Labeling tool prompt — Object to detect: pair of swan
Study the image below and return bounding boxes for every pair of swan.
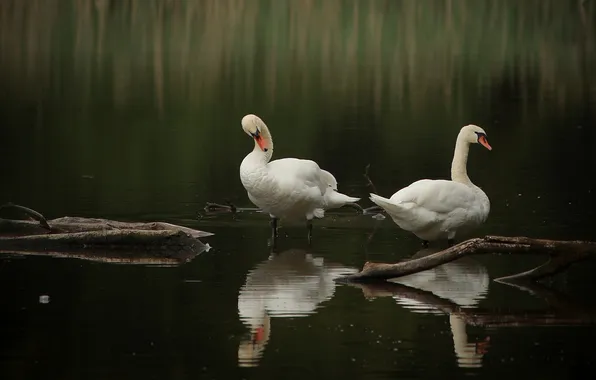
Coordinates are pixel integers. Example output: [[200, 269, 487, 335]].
[[239, 114, 492, 245]]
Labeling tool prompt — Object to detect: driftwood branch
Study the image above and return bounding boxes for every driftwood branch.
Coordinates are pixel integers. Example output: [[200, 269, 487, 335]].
[[1, 202, 51, 230], [0, 204, 213, 263], [202, 201, 372, 216], [2, 230, 210, 265], [337, 235, 596, 283], [0, 216, 213, 238], [363, 163, 378, 195]]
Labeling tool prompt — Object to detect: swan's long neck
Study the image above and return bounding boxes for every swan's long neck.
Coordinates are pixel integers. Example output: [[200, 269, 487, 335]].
[[451, 133, 472, 184]]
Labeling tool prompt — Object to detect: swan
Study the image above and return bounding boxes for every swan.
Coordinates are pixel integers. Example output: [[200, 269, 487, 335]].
[[239, 114, 361, 244], [369, 124, 492, 246]]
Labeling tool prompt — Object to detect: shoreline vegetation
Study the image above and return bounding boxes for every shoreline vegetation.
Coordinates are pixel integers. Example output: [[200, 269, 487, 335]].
[[0, 0, 593, 117]]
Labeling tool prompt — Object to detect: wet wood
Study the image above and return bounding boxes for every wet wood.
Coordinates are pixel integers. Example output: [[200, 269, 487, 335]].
[[4, 243, 207, 266], [0, 204, 213, 259], [338, 235, 596, 283]]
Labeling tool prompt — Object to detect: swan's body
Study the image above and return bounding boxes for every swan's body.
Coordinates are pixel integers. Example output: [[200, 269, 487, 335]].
[[370, 124, 492, 245], [239, 114, 360, 243]]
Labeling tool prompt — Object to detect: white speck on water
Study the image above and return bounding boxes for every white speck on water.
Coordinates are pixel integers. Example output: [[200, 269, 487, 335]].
[[39, 295, 50, 304], [351, 358, 356, 362], [518, 193, 522, 196]]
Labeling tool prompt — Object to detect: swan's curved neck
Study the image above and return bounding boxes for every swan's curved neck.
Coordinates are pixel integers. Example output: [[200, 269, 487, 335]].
[[451, 133, 472, 184]]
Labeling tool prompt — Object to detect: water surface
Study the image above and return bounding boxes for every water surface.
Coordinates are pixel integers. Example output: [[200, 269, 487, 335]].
[[1, 1, 595, 379]]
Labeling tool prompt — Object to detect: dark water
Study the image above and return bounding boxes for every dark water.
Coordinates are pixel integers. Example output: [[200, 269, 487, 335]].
[[1, 0, 596, 379]]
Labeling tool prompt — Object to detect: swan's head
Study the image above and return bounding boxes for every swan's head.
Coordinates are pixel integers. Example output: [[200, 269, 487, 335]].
[[241, 114, 269, 152], [460, 124, 492, 151]]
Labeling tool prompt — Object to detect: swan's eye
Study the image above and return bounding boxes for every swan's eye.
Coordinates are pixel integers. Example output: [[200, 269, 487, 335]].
[[251, 128, 261, 138]]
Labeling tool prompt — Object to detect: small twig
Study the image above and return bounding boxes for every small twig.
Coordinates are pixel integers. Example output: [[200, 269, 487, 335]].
[[363, 164, 378, 195], [204, 202, 235, 213], [0, 203, 51, 231], [224, 199, 237, 213]]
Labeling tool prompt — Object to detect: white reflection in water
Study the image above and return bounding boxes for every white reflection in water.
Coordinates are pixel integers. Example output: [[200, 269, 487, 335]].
[[237, 249, 358, 367], [390, 248, 490, 369]]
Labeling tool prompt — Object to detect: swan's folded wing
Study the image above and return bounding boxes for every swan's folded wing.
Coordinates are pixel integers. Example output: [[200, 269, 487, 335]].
[[390, 179, 478, 214], [267, 158, 327, 195]]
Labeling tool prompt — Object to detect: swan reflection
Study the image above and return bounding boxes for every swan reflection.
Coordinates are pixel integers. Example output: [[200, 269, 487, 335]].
[[391, 248, 490, 368], [237, 249, 357, 367]]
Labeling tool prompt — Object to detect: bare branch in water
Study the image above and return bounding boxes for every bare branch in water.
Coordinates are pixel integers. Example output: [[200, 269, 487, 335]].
[[0, 203, 51, 231], [363, 163, 378, 195], [337, 235, 596, 283]]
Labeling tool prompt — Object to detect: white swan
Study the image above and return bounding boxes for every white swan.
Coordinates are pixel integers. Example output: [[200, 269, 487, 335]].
[[239, 114, 361, 243], [369, 124, 492, 246]]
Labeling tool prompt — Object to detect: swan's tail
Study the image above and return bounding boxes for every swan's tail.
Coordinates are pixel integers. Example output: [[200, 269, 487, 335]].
[[325, 191, 361, 210], [369, 193, 404, 216]]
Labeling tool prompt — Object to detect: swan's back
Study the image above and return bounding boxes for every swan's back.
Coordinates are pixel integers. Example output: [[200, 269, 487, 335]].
[[267, 158, 327, 196], [376, 179, 489, 240], [391, 179, 480, 214]]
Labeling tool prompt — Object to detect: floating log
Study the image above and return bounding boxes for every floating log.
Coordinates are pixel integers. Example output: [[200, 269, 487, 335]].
[[0, 203, 213, 264]]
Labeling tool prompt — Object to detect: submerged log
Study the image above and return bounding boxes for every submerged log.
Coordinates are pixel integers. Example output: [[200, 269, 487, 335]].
[[0, 204, 213, 263], [337, 235, 596, 283]]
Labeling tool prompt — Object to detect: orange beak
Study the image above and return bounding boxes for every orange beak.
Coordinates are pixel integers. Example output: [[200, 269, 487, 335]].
[[478, 135, 492, 151], [255, 136, 268, 152]]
